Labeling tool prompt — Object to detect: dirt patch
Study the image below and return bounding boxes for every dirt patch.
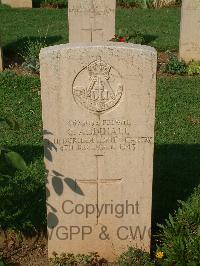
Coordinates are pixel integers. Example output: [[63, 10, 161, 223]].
[[157, 51, 177, 74], [9, 64, 37, 77], [0, 231, 48, 266]]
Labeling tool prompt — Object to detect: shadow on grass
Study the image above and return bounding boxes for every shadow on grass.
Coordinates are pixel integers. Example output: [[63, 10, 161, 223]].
[[0, 143, 200, 238], [32, 0, 44, 8], [152, 144, 200, 234], [143, 34, 158, 45], [2, 35, 63, 65], [32, 0, 68, 8]]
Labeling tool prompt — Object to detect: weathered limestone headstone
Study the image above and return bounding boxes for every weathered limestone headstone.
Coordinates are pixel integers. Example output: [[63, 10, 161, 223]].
[[40, 43, 157, 261], [179, 0, 200, 62], [1, 0, 32, 8], [68, 0, 116, 42]]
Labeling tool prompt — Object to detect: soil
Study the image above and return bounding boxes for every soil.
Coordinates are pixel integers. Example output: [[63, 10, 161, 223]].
[[0, 231, 48, 266]]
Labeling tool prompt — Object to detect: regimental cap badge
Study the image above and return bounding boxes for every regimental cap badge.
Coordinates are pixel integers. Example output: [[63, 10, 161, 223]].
[[73, 57, 123, 113], [87, 57, 111, 80]]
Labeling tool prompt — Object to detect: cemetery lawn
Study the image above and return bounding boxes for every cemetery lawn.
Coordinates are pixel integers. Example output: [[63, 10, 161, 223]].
[[0, 4, 199, 264], [0, 7, 180, 61]]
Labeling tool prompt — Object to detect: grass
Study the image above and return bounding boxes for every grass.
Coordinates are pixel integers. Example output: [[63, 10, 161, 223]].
[[153, 77, 200, 232], [0, 71, 45, 232], [117, 7, 180, 51], [0, 7, 68, 59], [0, 6, 180, 60], [0, 71, 200, 232]]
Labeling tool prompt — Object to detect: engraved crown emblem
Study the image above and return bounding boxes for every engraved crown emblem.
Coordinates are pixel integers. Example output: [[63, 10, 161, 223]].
[[88, 57, 111, 79]]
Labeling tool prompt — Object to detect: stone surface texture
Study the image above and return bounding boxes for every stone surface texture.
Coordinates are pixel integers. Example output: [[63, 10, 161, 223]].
[[68, 0, 116, 42], [1, 0, 32, 8], [40, 43, 157, 261], [179, 0, 200, 62]]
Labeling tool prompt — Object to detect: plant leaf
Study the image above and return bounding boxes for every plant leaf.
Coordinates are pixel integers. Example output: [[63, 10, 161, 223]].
[[0, 259, 5, 266], [5, 151, 27, 170]]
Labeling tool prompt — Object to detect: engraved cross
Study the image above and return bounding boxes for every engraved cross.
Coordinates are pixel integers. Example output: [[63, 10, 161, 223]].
[[81, 0, 103, 42], [76, 154, 123, 224], [81, 25, 103, 42]]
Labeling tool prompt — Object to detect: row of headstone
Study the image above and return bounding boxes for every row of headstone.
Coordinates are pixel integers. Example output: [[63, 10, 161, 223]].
[[40, 0, 157, 261], [0, 1, 198, 260], [1, 0, 32, 8]]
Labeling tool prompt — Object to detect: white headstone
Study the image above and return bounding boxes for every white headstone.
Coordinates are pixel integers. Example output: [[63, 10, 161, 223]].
[[68, 0, 116, 42], [40, 43, 157, 261], [179, 0, 200, 62]]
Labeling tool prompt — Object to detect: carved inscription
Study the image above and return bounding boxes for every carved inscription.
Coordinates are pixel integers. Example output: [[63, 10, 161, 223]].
[[68, 1, 115, 15], [50, 119, 153, 152], [73, 58, 123, 113]]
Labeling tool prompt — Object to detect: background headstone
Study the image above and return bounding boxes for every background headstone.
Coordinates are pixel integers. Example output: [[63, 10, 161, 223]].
[[68, 0, 116, 42], [179, 0, 200, 62], [1, 0, 32, 8], [40, 43, 157, 261]]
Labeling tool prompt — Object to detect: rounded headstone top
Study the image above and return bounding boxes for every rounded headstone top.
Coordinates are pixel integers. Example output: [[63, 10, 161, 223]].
[[39, 42, 157, 59]]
